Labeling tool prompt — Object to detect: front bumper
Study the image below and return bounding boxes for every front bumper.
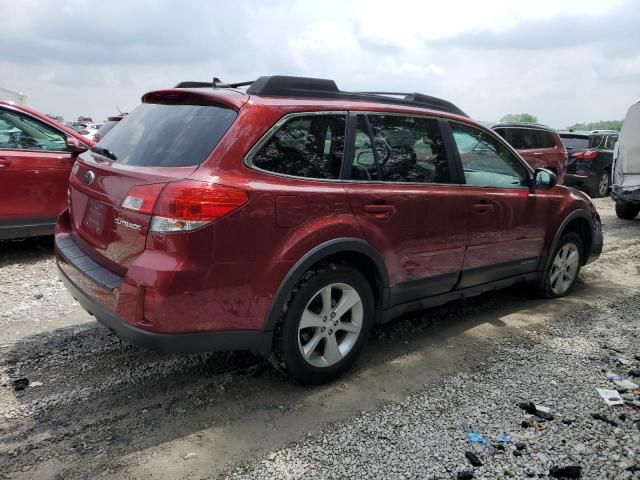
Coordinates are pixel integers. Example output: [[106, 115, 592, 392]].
[[611, 186, 640, 205]]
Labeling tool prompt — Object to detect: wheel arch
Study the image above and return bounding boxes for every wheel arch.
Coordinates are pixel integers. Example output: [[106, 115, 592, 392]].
[[545, 209, 594, 271], [256, 238, 389, 356]]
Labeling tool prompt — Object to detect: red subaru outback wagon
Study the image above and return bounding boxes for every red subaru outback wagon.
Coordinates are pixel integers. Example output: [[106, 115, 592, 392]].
[[55, 76, 602, 383]]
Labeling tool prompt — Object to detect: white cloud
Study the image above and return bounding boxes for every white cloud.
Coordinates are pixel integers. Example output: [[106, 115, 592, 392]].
[[0, 0, 636, 127]]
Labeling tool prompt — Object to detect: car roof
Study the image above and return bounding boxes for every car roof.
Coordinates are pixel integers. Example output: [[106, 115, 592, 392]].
[[0, 100, 93, 146], [142, 75, 470, 121]]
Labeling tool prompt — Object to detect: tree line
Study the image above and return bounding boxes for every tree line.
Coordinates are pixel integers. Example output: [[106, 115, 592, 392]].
[[499, 113, 622, 131]]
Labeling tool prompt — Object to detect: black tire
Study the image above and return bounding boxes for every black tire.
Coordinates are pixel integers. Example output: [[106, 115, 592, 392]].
[[588, 172, 610, 198], [273, 263, 375, 384], [615, 201, 640, 220], [540, 232, 583, 298]]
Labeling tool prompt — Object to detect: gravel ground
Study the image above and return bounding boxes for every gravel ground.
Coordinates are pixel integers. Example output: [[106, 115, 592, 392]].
[[0, 198, 639, 480], [225, 296, 640, 480]]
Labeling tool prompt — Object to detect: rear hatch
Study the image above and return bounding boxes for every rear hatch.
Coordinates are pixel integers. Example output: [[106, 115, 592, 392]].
[[69, 97, 239, 274], [560, 134, 590, 174]]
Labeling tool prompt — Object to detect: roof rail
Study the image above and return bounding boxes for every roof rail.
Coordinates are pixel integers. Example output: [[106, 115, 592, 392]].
[[173, 75, 468, 117]]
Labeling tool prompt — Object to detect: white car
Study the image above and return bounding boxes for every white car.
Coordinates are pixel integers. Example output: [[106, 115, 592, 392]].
[[611, 101, 640, 219], [80, 123, 103, 140]]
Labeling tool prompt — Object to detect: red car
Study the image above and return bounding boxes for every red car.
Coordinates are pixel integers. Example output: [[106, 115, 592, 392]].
[[0, 101, 93, 240], [55, 76, 602, 383], [493, 123, 568, 183]]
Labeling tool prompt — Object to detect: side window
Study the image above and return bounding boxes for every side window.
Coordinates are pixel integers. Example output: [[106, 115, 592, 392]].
[[507, 128, 536, 150], [589, 135, 605, 149], [451, 122, 529, 189], [0, 109, 67, 151], [604, 135, 618, 150], [351, 115, 379, 181], [355, 114, 450, 184], [251, 114, 346, 179], [493, 128, 508, 141], [534, 130, 556, 148]]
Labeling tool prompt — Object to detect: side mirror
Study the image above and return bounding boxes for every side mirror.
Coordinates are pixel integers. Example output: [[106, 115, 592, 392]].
[[66, 136, 88, 153], [534, 168, 557, 189]]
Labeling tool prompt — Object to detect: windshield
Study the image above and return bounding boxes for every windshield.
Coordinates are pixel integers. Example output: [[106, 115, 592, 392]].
[[95, 103, 237, 166]]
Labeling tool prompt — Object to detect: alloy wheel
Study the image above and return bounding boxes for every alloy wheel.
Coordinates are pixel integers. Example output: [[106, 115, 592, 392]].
[[297, 283, 363, 368], [598, 173, 610, 197], [550, 243, 580, 295]]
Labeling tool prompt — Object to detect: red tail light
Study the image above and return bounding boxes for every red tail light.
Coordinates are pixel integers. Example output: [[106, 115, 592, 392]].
[[150, 180, 248, 232], [121, 183, 166, 214], [93, 134, 101, 142], [573, 150, 597, 160], [80, 129, 90, 135]]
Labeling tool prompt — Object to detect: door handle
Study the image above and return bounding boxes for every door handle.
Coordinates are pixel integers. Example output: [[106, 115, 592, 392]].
[[0, 158, 11, 167], [365, 204, 396, 219], [471, 201, 494, 213]]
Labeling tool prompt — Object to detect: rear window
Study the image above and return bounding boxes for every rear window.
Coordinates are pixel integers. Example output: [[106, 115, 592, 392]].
[[560, 135, 589, 151], [95, 120, 118, 138], [507, 128, 536, 150], [96, 103, 237, 167]]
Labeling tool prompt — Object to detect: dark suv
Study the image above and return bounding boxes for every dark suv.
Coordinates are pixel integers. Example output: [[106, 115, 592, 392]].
[[492, 123, 567, 182], [560, 130, 618, 198], [55, 76, 602, 383]]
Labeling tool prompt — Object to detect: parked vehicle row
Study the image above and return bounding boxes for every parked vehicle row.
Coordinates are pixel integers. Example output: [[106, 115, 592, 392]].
[[52, 76, 603, 383]]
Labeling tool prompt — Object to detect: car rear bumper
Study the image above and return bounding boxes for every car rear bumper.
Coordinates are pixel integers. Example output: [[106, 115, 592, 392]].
[[564, 172, 596, 189], [57, 261, 268, 354], [54, 213, 272, 356], [611, 186, 640, 205]]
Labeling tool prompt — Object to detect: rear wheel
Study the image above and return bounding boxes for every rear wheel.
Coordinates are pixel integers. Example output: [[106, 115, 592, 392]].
[[540, 233, 583, 298], [273, 264, 374, 384], [589, 172, 610, 198], [615, 201, 640, 220]]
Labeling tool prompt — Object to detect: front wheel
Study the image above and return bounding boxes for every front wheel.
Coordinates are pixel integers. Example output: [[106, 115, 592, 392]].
[[274, 264, 375, 384], [540, 233, 583, 298], [615, 201, 640, 220]]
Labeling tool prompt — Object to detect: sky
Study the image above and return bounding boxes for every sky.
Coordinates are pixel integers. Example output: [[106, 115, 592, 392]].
[[0, 0, 638, 128]]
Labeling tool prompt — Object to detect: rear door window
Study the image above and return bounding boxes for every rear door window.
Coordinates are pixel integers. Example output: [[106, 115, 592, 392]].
[[533, 130, 556, 148], [96, 103, 237, 167], [507, 128, 536, 150], [251, 114, 346, 179], [353, 114, 451, 184]]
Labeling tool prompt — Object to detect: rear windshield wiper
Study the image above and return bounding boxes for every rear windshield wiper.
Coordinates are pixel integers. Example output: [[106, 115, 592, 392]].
[[91, 146, 118, 161]]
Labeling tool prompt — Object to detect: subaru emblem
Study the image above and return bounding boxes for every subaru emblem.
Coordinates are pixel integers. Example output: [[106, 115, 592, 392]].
[[84, 170, 95, 185]]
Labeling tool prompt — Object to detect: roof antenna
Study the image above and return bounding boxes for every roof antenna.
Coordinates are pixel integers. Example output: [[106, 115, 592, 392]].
[[115, 105, 123, 115]]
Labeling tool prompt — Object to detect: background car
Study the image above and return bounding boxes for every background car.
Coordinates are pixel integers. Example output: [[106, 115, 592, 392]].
[[0, 100, 93, 240], [492, 122, 568, 182], [80, 123, 103, 140], [611, 102, 640, 219], [560, 130, 618, 198], [93, 115, 124, 142]]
